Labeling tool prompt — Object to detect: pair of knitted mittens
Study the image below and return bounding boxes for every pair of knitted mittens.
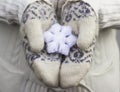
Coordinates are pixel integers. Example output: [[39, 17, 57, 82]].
[[20, 0, 98, 88]]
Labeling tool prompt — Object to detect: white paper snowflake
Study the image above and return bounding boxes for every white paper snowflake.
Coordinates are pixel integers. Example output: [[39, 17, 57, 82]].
[[44, 23, 77, 56]]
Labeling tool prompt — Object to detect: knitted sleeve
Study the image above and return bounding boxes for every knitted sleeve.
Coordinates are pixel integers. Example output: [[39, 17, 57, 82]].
[[84, 0, 120, 29], [0, 0, 37, 24], [99, 0, 120, 29]]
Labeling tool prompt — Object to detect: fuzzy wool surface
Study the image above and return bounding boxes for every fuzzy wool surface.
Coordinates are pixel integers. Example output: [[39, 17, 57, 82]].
[[44, 23, 77, 56]]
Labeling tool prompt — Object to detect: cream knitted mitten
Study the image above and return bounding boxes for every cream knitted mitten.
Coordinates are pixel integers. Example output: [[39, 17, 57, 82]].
[[23, 36, 62, 87], [21, 1, 57, 52], [60, 40, 96, 88], [60, 1, 98, 88], [21, 1, 61, 87]]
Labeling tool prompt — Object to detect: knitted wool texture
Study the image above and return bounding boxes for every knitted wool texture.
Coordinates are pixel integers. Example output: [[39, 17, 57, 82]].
[[0, 0, 37, 24]]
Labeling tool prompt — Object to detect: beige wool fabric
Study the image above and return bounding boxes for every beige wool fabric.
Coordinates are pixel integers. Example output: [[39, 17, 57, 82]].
[[0, 0, 120, 92], [0, 0, 37, 24]]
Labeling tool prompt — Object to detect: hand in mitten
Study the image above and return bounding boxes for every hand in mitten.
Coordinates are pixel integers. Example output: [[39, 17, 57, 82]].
[[21, 1, 61, 87], [20, 1, 57, 52], [61, 1, 98, 50], [60, 1, 98, 88]]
